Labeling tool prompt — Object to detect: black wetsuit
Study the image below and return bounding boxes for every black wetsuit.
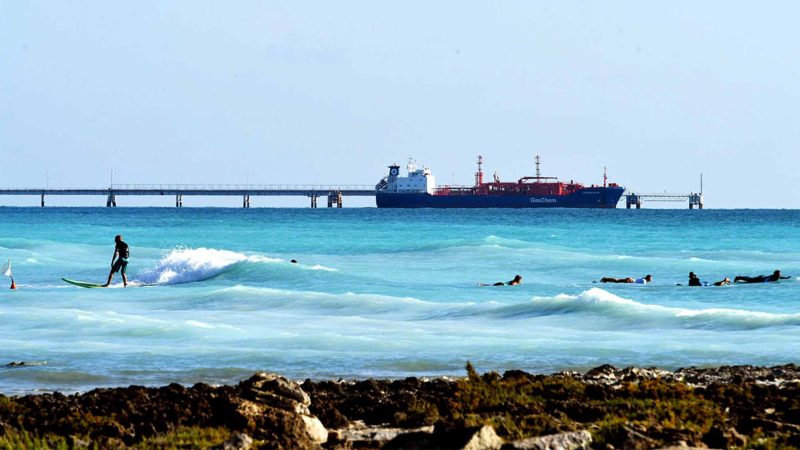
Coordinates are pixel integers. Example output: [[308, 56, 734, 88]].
[[111, 241, 129, 274], [735, 273, 779, 283], [688, 276, 702, 287]]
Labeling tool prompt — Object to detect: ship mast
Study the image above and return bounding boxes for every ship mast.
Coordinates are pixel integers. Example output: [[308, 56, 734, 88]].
[[603, 166, 607, 188], [475, 155, 484, 186], [535, 155, 541, 182]]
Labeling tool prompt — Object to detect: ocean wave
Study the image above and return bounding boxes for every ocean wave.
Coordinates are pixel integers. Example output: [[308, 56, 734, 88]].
[[492, 288, 800, 330], [135, 248, 282, 285], [211, 285, 445, 315]]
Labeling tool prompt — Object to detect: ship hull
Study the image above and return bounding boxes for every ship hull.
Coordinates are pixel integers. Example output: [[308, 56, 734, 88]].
[[376, 187, 625, 208]]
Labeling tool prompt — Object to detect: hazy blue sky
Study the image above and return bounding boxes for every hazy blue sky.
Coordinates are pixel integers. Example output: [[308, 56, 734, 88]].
[[2, 2, 799, 207]]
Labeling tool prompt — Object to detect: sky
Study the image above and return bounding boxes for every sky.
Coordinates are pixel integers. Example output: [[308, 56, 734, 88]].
[[1, 1, 799, 208]]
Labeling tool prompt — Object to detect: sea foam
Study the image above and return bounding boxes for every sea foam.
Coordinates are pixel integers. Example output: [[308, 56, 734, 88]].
[[507, 288, 800, 330], [136, 248, 281, 285]]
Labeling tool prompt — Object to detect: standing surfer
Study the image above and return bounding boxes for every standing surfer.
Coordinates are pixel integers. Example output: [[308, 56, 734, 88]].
[[103, 235, 129, 287]]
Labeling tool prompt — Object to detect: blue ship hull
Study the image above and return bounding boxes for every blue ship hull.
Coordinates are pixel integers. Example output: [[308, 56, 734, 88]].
[[376, 186, 625, 208]]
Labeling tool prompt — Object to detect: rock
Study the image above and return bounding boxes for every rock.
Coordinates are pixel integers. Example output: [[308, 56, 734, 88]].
[[383, 431, 436, 449], [211, 432, 253, 450], [653, 447, 714, 450], [505, 430, 592, 450], [231, 373, 328, 447], [301, 414, 328, 444], [584, 365, 620, 384], [462, 425, 503, 450], [703, 425, 746, 448], [384, 425, 502, 450], [617, 367, 671, 382], [239, 372, 311, 414], [332, 422, 434, 444], [604, 424, 657, 450]]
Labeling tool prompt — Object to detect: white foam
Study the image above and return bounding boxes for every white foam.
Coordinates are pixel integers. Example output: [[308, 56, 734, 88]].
[[136, 248, 276, 285], [186, 320, 214, 329], [306, 264, 337, 272], [525, 288, 800, 330]]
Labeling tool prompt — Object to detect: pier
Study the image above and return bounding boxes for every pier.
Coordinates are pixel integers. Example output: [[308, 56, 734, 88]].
[[624, 192, 704, 209], [0, 184, 374, 208]]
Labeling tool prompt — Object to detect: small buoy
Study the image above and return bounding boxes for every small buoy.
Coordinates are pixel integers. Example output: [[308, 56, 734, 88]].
[[10, 278, 16, 290]]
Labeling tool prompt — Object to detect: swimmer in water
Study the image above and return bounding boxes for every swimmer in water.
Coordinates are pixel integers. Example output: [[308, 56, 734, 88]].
[[599, 275, 652, 284], [480, 275, 522, 286]]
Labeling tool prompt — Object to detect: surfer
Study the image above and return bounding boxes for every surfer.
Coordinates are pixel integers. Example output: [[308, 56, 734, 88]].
[[599, 275, 652, 284], [734, 270, 789, 284], [480, 275, 522, 286], [713, 277, 731, 286], [688, 272, 702, 287], [103, 235, 129, 287]]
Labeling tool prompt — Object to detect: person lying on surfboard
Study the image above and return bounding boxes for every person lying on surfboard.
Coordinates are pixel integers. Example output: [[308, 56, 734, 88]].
[[599, 274, 652, 284], [734, 270, 790, 284], [479, 275, 522, 286], [103, 235, 129, 287]]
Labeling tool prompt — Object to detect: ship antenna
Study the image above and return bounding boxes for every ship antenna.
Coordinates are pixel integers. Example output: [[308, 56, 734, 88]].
[[603, 166, 607, 188], [475, 155, 484, 186], [700, 172, 703, 195], [535, 155, 541, 181]]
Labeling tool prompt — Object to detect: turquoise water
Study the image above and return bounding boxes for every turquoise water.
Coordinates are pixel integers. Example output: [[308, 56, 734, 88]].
[[0, 208, 798, 394]]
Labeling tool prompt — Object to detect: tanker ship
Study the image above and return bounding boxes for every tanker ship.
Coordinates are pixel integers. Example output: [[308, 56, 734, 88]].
[[375, 156, 625, 208]]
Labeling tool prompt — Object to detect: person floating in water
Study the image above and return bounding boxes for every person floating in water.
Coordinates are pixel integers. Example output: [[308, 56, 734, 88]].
[[713, 277, 731, 286], [599, 275, 652, 284], [103, 235, 129, 287], [480, 275, 522, 286], [688, 272, 702, 287], [734, 270, 789, 284]]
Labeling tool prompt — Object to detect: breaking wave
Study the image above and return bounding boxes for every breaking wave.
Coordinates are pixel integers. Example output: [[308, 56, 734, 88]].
[[490, 288, 800, 330], [135, 248, 282, 285]]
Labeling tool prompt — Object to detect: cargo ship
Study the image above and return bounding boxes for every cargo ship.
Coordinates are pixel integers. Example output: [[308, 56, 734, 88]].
[[375, 156, 625, 208]]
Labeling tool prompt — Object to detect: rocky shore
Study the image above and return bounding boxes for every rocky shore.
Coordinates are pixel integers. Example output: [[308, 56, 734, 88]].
[[1, 363, 799, 449]]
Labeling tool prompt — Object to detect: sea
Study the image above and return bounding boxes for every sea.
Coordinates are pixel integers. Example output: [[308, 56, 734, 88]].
[[0, 207, 798, 394]]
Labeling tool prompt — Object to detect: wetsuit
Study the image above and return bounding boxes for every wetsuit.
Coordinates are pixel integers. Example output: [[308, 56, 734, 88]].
[[111, 241, 129, 275], [688, 276, 702, 287], [734, 273, 783, 283]]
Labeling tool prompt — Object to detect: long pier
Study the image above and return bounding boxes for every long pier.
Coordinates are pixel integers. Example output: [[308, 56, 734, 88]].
[[0, 184, 375, 208], [0, 184, 704, 208]]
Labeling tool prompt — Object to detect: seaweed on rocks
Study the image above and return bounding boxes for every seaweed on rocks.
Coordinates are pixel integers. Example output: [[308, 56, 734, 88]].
[[1, 364, 800, 449]]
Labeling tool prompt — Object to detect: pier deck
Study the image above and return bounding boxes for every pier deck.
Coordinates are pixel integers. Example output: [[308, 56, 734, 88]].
[[0, 184, 375, 207]]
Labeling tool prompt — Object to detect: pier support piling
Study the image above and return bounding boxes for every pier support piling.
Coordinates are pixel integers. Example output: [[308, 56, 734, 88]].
[[311, 195, 318, 208], [176, 194, 183, 208], [625, 194, 641, 209], [40, 193, 45, 207], [106, 193, 117, 207], [327, 191, 343, 208], [243, 195, 250, 208], [689, 193, 703, 209]]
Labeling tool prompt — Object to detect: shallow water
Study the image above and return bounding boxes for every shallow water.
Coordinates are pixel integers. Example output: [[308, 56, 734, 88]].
[[0, 208, 798, 393]]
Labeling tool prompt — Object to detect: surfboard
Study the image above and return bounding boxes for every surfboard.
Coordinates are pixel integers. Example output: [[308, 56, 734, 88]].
[[62, 278, 105, 288]]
